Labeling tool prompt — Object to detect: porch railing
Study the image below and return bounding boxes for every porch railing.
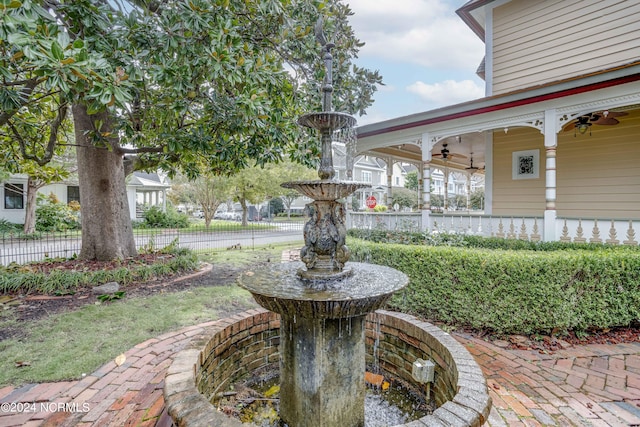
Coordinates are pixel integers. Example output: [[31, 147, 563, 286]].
[[348, 211, 640, 246]]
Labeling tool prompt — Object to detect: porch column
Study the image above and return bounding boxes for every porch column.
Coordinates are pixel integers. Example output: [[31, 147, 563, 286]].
[[466, 173, 472, 210], [421, 133, 432, 231], [385, 157, 393, 208], [443, 169, 449, 211], [543, 108, 558, 242], [418, 162, 424, 211], [345, 139, 355, 213]]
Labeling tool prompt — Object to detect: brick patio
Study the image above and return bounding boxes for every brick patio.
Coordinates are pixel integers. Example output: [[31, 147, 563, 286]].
[[1, 319, 639, 426]]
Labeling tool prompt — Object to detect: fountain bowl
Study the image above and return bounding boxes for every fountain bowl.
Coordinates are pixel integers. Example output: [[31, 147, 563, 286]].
[[297, 111, 357, 130], [281, 179, 370, 201]]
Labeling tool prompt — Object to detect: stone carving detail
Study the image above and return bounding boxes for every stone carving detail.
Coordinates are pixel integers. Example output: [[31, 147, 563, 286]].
[[300, 201, 349, 271]]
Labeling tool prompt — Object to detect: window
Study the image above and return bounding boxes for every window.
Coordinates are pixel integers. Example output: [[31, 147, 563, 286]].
[[361, 171, 372, 183], [67, 186, 80, 204], [395, 176, 400, 186], [4, 183, 24, 209]]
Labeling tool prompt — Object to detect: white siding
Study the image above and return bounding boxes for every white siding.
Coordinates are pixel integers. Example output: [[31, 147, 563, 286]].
[[492, 0, 640, 95]]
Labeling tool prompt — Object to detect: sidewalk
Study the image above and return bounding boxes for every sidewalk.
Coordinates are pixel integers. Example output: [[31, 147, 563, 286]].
[[1, 319, 639, 426]]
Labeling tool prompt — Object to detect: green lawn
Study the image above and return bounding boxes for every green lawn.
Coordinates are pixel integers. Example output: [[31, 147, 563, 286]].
[[0, 243, 301, 386]]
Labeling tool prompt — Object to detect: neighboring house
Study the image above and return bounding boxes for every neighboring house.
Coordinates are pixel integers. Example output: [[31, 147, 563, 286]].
[[0, 172, 169, 224], [126, 172, 170, 219], [355, 0, 640, 243]]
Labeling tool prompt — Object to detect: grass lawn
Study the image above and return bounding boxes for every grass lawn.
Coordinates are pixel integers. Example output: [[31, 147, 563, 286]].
[[0, 242, 302, 387]]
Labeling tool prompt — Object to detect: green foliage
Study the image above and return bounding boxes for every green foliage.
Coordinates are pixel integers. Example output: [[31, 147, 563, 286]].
[[141, 206, 189, 228], [404, 170, 419, 191], [0, 219, 22, 233], [35, 194, 80, 232], [0, 249, 199, 295], [373, 205, 387, 212], [268, 197, 285, 216], [469, 190, 485, 210], [392, 187, 419, 210], [349, 238, 640, 335], [97, 291, 126, 302], [348, 229, 638, 252]]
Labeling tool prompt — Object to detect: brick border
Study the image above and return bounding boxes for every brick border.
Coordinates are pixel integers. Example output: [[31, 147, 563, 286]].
[[164, 308, 491, 426]]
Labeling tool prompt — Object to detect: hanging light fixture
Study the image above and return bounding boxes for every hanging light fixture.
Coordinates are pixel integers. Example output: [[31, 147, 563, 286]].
[[574, 116, 592, 136]]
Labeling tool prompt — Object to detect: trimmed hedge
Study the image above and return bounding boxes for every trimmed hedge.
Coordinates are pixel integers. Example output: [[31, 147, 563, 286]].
[[349, 238, 640, 335]]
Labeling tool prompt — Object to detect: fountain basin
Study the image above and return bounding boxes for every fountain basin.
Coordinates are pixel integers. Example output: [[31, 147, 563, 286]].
[[238, 262, 406, 319], [164, 309, 492, 426], [281, 180, 370, 201], [298, 111, 357, 130]]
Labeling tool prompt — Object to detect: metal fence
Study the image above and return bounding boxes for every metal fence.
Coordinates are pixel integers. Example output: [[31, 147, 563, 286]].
[[0, 220, 305, 266]]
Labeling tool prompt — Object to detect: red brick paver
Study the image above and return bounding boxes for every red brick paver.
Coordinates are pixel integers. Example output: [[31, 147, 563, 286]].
[[1, 325, 639, 426]]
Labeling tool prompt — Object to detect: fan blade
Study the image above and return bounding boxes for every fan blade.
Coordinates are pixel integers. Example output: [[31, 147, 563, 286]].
[[603, 111, 628, 118], [592, 117, 619, 125]]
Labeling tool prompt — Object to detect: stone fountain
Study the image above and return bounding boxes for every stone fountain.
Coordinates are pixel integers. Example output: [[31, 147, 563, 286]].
[[163, 18, 492, 427], [237, 23, 408, 427]]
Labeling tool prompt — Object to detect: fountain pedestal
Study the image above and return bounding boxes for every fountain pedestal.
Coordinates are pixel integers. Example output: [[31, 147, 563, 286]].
[[239, 262, 407, 427], [279, 314, 365, 426]]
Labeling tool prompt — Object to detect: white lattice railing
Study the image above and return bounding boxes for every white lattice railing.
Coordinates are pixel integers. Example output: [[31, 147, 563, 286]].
[[347, 212, 640, 246]]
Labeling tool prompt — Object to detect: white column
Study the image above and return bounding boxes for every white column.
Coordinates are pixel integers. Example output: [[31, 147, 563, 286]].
[[484, 132, 493, 215], [544, 108, 558, 242], [421, 133, 432, 231], [466, 173, 472, 210], [443, 169, 449, 211], [386, 158, 393, 209]]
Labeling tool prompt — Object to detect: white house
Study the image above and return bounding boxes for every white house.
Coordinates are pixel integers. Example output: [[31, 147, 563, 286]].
[[1, 171, 169, 224]]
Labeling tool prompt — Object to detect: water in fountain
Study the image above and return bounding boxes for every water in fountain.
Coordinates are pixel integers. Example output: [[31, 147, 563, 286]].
[[238, 18, 409, 427]]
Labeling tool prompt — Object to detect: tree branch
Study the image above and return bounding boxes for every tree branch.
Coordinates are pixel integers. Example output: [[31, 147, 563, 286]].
[[0, 78, 42, 127]]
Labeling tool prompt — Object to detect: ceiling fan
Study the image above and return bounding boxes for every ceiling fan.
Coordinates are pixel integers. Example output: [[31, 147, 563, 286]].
[[465, 153, 479, 173], [564, 110, 628, 135], [433, 143, 467, 160]]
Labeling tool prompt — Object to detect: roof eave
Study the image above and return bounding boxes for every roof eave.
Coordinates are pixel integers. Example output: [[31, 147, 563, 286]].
[[357, 62, 640, 139]]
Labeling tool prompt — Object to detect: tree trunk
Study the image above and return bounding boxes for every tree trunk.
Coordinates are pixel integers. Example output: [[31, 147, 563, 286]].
[[72, 103, 137, 261], [240, 199, 248, 226], [23, 177, 37, 234]]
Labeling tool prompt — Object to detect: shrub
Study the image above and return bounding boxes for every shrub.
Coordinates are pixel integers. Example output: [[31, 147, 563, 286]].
[[349, 238, 640, 336], [0, 248, 199, 295], [35, 194, 80, 232], [141, 206, 189, 228]]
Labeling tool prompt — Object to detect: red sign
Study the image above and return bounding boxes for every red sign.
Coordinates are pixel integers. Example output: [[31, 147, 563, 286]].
[[366, 196, 377, 209]]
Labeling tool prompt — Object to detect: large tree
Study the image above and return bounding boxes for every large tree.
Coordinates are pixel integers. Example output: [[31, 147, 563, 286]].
[[1, 0, 381, 260]]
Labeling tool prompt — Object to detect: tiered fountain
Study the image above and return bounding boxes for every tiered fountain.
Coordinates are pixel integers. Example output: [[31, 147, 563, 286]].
[[163, 19, 492, 427], [237, 24, 408, 427]]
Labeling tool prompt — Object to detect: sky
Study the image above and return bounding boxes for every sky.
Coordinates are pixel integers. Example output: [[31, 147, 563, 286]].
[[345, 0, 487, 126]]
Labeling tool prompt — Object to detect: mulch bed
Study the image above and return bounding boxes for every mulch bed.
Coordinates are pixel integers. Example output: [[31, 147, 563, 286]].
[[0, 253, 255, 340]]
